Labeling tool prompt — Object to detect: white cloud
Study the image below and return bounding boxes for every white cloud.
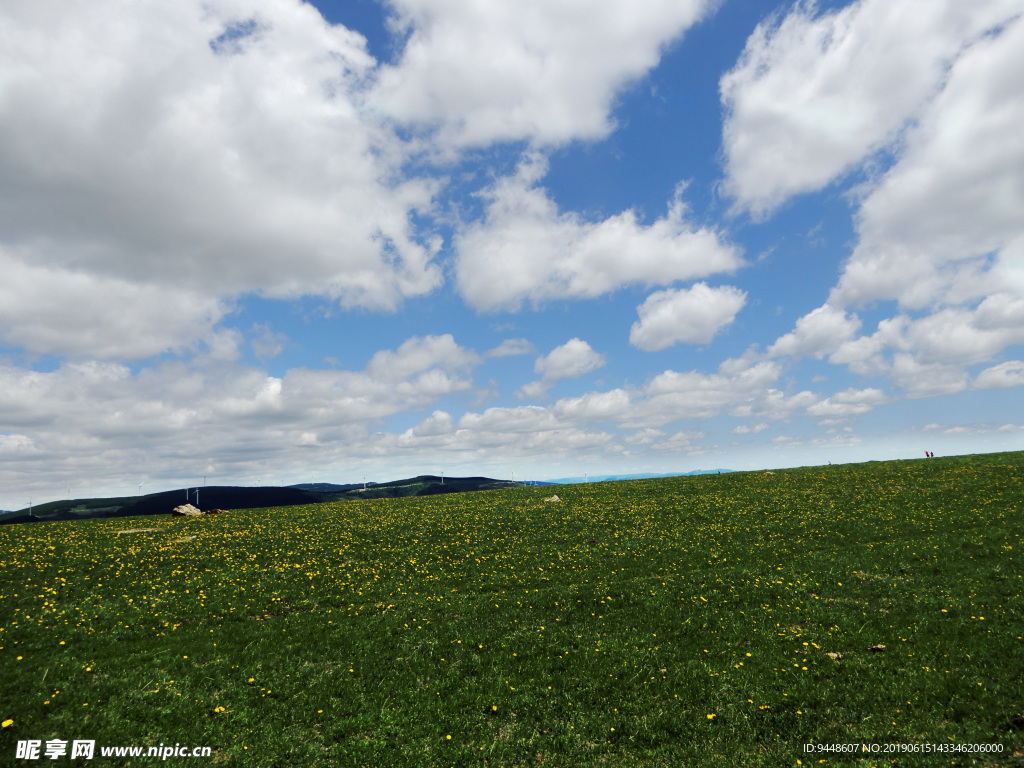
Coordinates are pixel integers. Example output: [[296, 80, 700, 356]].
[[518, 338, 607, 399], [455, 156, 742, 311], [534, 338, 606, 381], [485, 339, 534, 358], [631, 358, 786, 426], [0, 246, 231, 359], [890, 354, 970, 397], [0, 334, 487, 502], [250, 324, 288, 362], [732, 423, 769, 435], [629, 283, 746, 351], [793, 299, 1024, 385], [974, 361, 1024, 389], [365, 334, 480, 382], [411, 410, 455, 436], [729, 388, 820, 421], [768, 304, 861, 359], [806, 387, 888, 420], [720, 0, 1020, 217], [370, 0, 715, 150], [830, 11, 1024, 312], [649, 430, 706, 452], [0, 0, 443, 363], [554, 390, 632, 423], [623, 428, 665, 445], [760, 6, 1024, 394]]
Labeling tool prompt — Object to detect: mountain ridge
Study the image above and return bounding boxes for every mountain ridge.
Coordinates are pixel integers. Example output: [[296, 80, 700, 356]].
[[0, 475, 519, 525]]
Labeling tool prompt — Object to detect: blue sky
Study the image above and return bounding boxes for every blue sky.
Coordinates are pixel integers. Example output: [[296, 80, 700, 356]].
[[1, 0, 1023, 509]]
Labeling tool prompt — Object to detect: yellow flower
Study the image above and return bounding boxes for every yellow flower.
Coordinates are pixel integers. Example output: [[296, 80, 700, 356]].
[[2, 719, 13, 728], [706, 714, 715, 720]]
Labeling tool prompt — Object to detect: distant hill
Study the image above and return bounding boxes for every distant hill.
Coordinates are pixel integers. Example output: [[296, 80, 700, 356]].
[[0, 475, 522, 526], [545, 470, 734, 484]]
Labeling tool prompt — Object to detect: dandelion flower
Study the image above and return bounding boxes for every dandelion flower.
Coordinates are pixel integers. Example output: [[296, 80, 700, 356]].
[[707, 714, 715, 720], [2, 719, 13, 728]]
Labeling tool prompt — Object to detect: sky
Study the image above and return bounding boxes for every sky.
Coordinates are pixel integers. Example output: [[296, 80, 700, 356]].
[[2, 0, 1023, 510]]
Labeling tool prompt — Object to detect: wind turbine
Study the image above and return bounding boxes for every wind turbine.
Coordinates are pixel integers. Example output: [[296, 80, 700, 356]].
[[138, 481, 145, 496]]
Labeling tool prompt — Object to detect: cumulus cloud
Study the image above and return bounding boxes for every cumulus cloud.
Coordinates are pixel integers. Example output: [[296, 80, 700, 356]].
[[0, 0, 442, 360], [455, 155, 742, 311], [759, 6, 1024, 395], [250, 324, 288, 362], [732, 423, 769, 435], [790, 295, 1024, 385], [889, 354, 970, 398], [829, 15, 1024, 311], [0, 246, 231, 359], [974, 361, 1024, 389], [485, 339, 534, 358], [805, 387, 888, 420], [767, 304, 861, 359], [720, 0, 1020, 217], [0, 334, 485, 500], [365, 334, 480, 382], [471, 353, 810, 438], [630, 358, 788, 426], [535, 338, 606, 380], [629, 283, 746, 351], [370, 0, 715, 150], [518, 338, 606, 399], [411, 410, 455, 437], [553, 389, 632, 423]]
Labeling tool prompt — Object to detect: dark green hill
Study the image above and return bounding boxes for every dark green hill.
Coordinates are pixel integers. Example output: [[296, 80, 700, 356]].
[[0, 476, 520, 525]]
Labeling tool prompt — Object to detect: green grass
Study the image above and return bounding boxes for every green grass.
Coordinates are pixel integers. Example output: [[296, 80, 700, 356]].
[[2, 452, 1023, 767]]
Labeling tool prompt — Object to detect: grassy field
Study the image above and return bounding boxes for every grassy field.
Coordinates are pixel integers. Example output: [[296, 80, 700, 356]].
[[1, 452, 1022, 767]]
